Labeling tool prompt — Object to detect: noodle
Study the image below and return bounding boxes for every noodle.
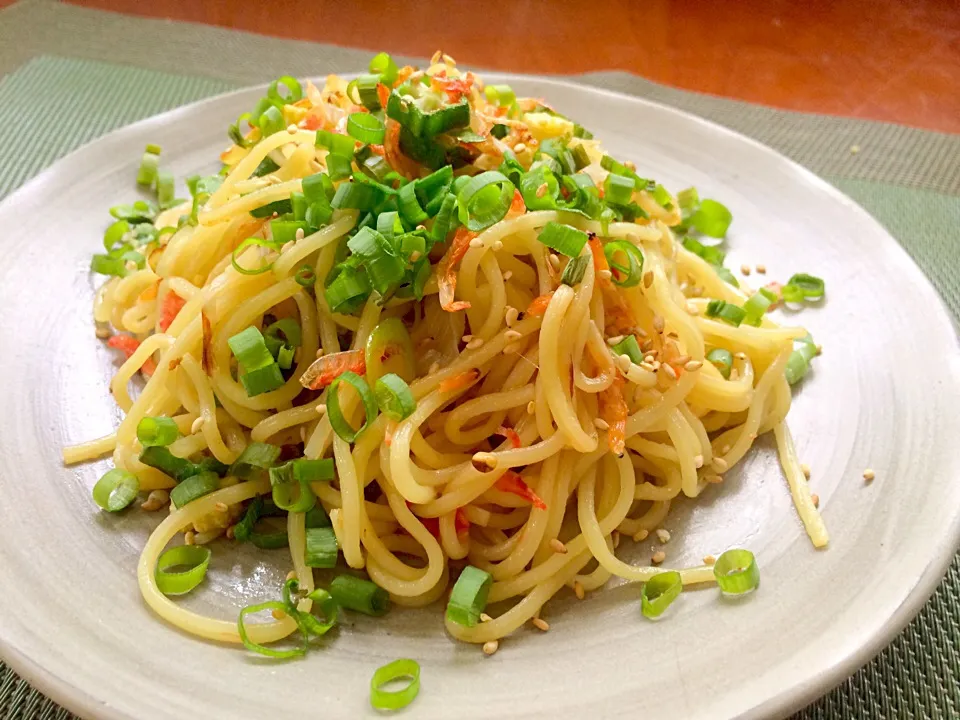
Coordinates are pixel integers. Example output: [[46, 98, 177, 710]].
[[66, 53, 827, 652]]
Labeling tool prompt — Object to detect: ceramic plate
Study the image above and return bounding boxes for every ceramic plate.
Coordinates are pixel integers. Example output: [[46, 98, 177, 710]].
[[1, 74, 958, 720]]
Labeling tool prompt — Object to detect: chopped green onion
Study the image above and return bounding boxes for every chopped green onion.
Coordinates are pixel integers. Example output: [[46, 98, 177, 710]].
[[297, 586, 339, 637], [306, 503, 332, 528], [270, 219, 307, 246], [102, 219, 130, 251], [295, 264, 316, 287], [136, 416, 180, 447], [110, 199, 157, 223], [293, 458, 335, 483], [136, 146, 160, 186], [705, 300, 747, 327], [139, 446, 193, 481], [611, 335, 643, 364], [456, 171, 515, 232], [743, 288, 777, 327], [277, 345, 295, 370], [305, 527, 339, 568], [238, 601, 307, 659], [326, 153, 353, 181], [682, 236, 726, 266], [518, 165, 559, 211], [677, 186, 700, 213], [690, 199, 733, 238], [90, 253, 128, 277], [604, 173, 636, 205], [387, 91, 470, 137], [155, 545, 211, 595], [538, 221, 588, 257], [231, 237, 277, 276], [316, 129, 357, 157], [398, 181, 428, 225], [325, 265, 372, 314], [603, 240, 644, 287], [651, 183, 673, 209], [365, 317, 416, 383], [782, 273, 825, 302], [156, 171, 175, 206], [170, 471, 220, 508], [229, 326, 285, 396], [257, 105, 285, 137], [374, 373, 416, 421], [706, 348, 734, 379], [370, 658, 421, 712], [713, 264, 740, 288], [265, 318, 302, 349], [641, 570, 682, 619], [446, 565, 492, 627], [352, 74, 383, 111], [416, 165, 453, 210], [269, 461, 316, 513], [329, 574, 390, 616], [429, 192, 459, 243], [713, 548, 760, 595], [573, 123, 594, 139], [571, 144, 591, 171], [600, 155, 645, 186], [92, 469, 139, 512], [229, 442, 280, 479], [267, 75, 302, 105], [331, 181, 383, 211], [785, 334, 818, 385], [484, 84, 516, 107], [369, 52, 399, 86], [327, 371, 378, 443], [560, 254, 590, 286], [347, 112, 386, 144]]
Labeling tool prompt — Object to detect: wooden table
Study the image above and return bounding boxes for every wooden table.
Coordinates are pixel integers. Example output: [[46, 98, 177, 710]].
[[55, 0, 960, 134]]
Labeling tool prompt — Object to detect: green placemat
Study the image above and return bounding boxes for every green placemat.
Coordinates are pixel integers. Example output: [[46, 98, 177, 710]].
[[0, 2, 957, 718]]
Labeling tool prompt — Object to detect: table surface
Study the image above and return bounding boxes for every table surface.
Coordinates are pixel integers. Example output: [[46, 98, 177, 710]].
[[27, 0, 954, 135]]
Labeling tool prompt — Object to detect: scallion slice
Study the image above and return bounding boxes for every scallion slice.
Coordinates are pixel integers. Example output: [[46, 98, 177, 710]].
[[370, 659, 421, 712], [136, 146, 160, 187], [136, 416, 180, 447], [782, 273, 825, 302], [611, 335, 643, 364], [327, 371, 378, 443], [445, 565, 492, 627], [743, 288, 777, 326], [228, 442, 280, 479], [538, 221, 588, 257], [603, 240, 644, 287], [329, 574, 390, 616], [92, 469, 139, 512], [484, 84, 516, 107], [139, 446, 193, 481], [269, 461, 316, 513], [398, 181, 428, 225], [316, 129, 357, 157], [604, 173, 636, 205], [267, 75, 303, 105], [231, 237, 277, 276], [292, 457, 335, 484], [239, 362, 284, 397], [102, 219, 130, 251], [331, 181, 383, 211], [295, 264, 316, 288], [456, 171, 515, 232], [238, 601, 307, 659], [560, 254, 590, 286], [641, 570, 682, 619], [369, 52, 399, 86], [690, 199, 733, 238], [713, 548, 760, 595], [155, 545, 211, 595], [785, 334, 818, 385], [374, 373, 416, 421], [347, 112, 386, 144], [170, 471, 220, 508], [706, 348, 734, 379], [305, 526, 339, 568], [705, 300, 747, 327]]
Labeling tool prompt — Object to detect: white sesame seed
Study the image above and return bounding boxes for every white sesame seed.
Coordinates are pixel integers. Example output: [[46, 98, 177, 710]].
[[472, 452, 498, 471], [606, 335, 625, 346], [550, 538, 568, 554], [694, 454, 704, 468], [286, 570, 297, 581], [140, 489, 170, 512], [686, 302, 700, 315], [624, 160, 636, 171], [652, 315, 665, 333], [493, 240, 504, 251], [505, 306, 519, 326], [428, 361, 440, 375], [315, 349, 325, 359], [272, 608, 287, 620], [295, 228, 305, 242], [722, 445, 731, 454], [863, 468, 876, 482], [740, 264, 751, 275], [315, 403, 327, 415], [801, 463, 811, 479], [409, 251, 421, 262], [483, 640, 499, 655], [504, 330, 522, 341], [684, 360, 703, 371], [651, 550, 666, 564], [95, 326, 111, 339], [462, 334, 474, 343], [442, 53, 457, 65], [756, 264, 767, 274], [594, 417, 609, 430], [706, 474, 724, 484], [713, 457, 729, 472], [598, 269, 613, 281], [513, 143, 527, 154], [548, 253, 561, 271], [190, 416, 205, 435], [573, 581, 585, 600], [503, 270, 513, 280], [526, 400, 536, 415], [656, 529, 671, 544], [632, 529, 649, 542], [612, 531, 620, 548], [480, 613, 493, 622], [662, 363, 678, 380], [184, 531, 196, 545], [532, 617, 550, 631], [643, 271, 654, 288], [430, 50, 442, 64], [466, 337, 485, 350], [616, 354, 632, 372], [214, 501, 229, 513], [639, 362, 656, 373], [850, 144, 860, 154], [469, 238, 483, 249], [286, 124, 298, 134], [703, 554, 716, 565], [811, 494, 820, 508], [124, 260, 137, 272]]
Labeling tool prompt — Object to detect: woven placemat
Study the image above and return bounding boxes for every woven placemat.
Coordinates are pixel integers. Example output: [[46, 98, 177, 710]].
[[0, 2, 957, 718]]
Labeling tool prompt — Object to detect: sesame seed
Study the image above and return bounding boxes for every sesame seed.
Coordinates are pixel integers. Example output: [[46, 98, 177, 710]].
[[503, 330, 523, 342], [462, 334, 474, 343], [594, 417, 610, 430], [756, 264, 767, 274], [295, 227, 305, 242], [684, 360, 703, 371], [643, 271, 654, 288], [315, 349, 325, 359], [643, 354, 656, 364], [225, 525, 235, 539], [735, 352, 747, 360], [505, 306, 519, 326], [536, 183, 548, 198], [616, 354, 632, 372], [606, 335, 625, 346], [286, 124, 299, 135], [850, 144, 860, 154], [573, 581, 585, 600], [409, 251, 421, 262], [656, 529, 671, 544], [863, 468, 875, 482], [480, 613, 493, 622], [532, 617, 550, 631], [430, 50, 442, 64], [811, 494, 820, 508], [190, 416, 205, 434], [706, 474, 724, 484], [483, 640, 499, 655], [548, 253, 561, 271], [598, 269, 613, 281], [624, 160, 636, 171], [526, 400, 536, 414], [466, 338, 485, 350], [493, 240, 504, 251], [801, 463, 811, 479], [713, 457, 729, 472], [632, 529, 649, 542], [686, 303, 700, 315], [740, 264, 751, 275], [722, 445, 731, 454], [652, 315, 665, 333], [214, 502, 228, 513], [272, 608, 287, 620], [694, 454, 704, 468], [662, 363, 678, 380], [184, 531, 196, 545], [550, 538, 568, 554], [472, 452, 498, 471], [503, 270, 513, 280], [469, 238, 483, 249], [639, 362, 656, 373], [651, 550, 666, 564], [95, 326, 111, 339], [513, 143, 527, 154], [703, 554, 716, 565]]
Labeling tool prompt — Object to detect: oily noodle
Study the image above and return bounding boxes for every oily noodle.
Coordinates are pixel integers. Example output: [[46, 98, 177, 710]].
[[65, 129, 827, 646]]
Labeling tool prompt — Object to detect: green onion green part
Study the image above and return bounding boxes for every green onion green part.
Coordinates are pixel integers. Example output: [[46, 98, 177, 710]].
[[329, 574, 390, 616], [706, 348, 734, 379], [641, 570, 682, 619], [713, 548, 760, 595], [92, 469, 140, 512], [370, 658, 421, 712], [445, 565, 492, 627], [560, 254, 590, 286], [705, 300, 747, 327], [538, 221, 589, 257], [611, 335, 644, 365], [374, 373, 416, 421], [305, 526, 340, 568], [603, 240, 644, 287], [327, 371, 378, 443], [136, 416, 180, 447], [155, 545, 212, 596], [170, 471, 220, 508], [690, 199, 733, 238]]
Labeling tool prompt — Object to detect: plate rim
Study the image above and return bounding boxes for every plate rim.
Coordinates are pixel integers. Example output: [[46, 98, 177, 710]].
[[0, 70, 958, 720]]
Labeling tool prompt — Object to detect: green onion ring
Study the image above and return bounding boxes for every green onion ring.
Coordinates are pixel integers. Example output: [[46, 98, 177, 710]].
[[295, 264, 316, 287], [603, 240, 644, 287], [327, 371, 378, 443], [92, 469, 140, 512], [456, 171, 515, 232], [155, 545, 212, 596], [237, 601, 307, 659], [640, 570, 682, 618], [713, 549, 760, 595], [370, 658, 421, 711], [231, 237, 279, 276]]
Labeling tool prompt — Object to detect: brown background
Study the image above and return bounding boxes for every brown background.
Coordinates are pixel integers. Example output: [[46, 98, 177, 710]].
[[3, 0, 957, 131]]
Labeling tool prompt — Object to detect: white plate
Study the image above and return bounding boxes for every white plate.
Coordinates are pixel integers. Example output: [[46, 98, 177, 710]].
[[0, 74, 958, 720]]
